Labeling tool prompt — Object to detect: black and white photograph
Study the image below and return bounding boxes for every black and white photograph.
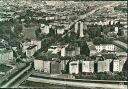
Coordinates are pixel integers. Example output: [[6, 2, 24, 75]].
[[0, 0, 127, 89]]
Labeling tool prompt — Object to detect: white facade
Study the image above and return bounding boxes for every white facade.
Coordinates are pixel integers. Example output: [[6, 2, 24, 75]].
[[46, 17, 54, 21], [75, 22, 78, 33], [34, 60, 44, 71], [95, 44, 115, 52], [57, 29, 64, 34], [43, 61, 51, 73], [61, 47, 66, 57], [79, 21, 84, 37], [114, 27, 118, 33], [82, 61, 94, 73], [69, 61, 79, 74], [113, 59, 126, 72], [98, 59, 111, 72]]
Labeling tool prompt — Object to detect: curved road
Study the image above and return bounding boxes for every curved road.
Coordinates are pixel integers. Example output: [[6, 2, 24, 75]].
[[27, 76, 127, 89]]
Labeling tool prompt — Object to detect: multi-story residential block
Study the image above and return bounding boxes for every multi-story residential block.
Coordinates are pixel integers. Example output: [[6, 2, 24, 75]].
[[69, 61, 79, 74], [79, 21, 84, 37], [97, 59, 111, 72], [0, 49, 13, 64], [43, 60, 51, 73], [50, 61, 61, 74], [82, 61, 94, 73], [74, 21, 84, 37], [74, 22, 79, 33], [34, 59, 44, 72], [113, 58, 126, 72], [34, 60, 61, 74]]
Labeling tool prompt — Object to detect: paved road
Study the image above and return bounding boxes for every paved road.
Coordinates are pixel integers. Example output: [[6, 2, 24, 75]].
[[1, 64, 32, 88], [10, 70, 33, 88], [27, 77, 127, 89]]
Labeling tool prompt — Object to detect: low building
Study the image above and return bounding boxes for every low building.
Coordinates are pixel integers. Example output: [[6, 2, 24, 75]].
[[46, 17, 55, 21], [95, 44, 115, 53], [65, 45, 80, 57], [69, 61, 79, 74], [57, 29, 64, 35], [82, 61, 94, 73]]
